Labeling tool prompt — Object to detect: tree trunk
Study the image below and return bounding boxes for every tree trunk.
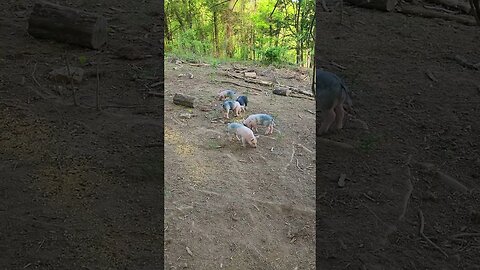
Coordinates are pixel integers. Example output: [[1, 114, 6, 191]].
[[27, 1, 107, 49], [346, 0, 399, 12], [213, 10, 219, 57], [295, 1, 302, 65]]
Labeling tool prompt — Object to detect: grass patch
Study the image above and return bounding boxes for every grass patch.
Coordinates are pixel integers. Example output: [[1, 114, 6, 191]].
[[207, 139, 222, 150]]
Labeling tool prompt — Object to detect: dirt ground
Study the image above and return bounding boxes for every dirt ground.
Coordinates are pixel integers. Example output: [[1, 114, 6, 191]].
[[316, 2, 480, 270], [0, 0, 164, 268], [163, 61, 316, 269]]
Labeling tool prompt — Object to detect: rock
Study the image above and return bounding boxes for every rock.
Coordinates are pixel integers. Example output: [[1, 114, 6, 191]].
[[338, 173, 347, 187], [48, 67, 84, 83]]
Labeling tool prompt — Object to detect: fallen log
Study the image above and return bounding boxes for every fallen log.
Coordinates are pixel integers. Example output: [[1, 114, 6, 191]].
[[397, 5, 477, 26], [273, 87, 292, 96], [27, 1, 107, 49], [426, 0, 471, 14], [276, 85, 315, 97], [222, 72, 273, 86], [173, 93, 195, 108], [346, 0, 399, 12], [215, 79, 264, 92]]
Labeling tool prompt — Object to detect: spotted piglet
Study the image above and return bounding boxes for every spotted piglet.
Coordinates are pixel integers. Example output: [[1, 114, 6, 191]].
[[236, 96, 248, 112], [222, 100, 242, 119], [316, 69, 353, 135], [217, 89, 236, 101], [242, 114, 275, 135], [226, 122, 243, 142]]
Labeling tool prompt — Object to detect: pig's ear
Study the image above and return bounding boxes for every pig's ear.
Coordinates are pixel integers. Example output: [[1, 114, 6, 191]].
[[255, 135, 260, 139]]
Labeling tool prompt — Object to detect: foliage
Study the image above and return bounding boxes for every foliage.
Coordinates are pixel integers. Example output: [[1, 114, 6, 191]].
[[165, 0, 315, 67]]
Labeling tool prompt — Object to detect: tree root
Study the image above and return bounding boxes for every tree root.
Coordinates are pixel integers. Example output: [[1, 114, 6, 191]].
[[418, 209, 449, 258]]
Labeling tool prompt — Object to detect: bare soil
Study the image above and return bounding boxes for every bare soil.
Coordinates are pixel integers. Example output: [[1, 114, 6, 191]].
[[316, 2, 480, 270], [163, 61, 316, 269], [0, 0, 164, 268]]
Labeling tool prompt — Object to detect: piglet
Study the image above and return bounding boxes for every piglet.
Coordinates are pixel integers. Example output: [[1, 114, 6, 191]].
[[242, 114, 275, 135], [316, 69, 353, 135], [222, 100, 242, 119], [217, 89, 236, 101], [234, 125, 258, 148], [236, 95, 248, 112], [226, 122, 243, 141]]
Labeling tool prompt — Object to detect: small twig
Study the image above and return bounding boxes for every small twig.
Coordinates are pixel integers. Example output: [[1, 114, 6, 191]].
[[418, 209, 449, 258], [295, 158, 304, 171], [399, 155, 414, 221], [450, 233, 480, 239], [31, 62, 41, 87], [96, 62, 101, 111], [305, 109, 315, 115], [425, 70, 438, 82], [36, 239, 45, 252], [286, 144, 296, 169], [363, 204, 388, 227], [362, 193, 376, 202], [64, 52, 78, 106], [295, 143, 314, 154], [331, 61, 347, 70], [150, 81, 164, 87]]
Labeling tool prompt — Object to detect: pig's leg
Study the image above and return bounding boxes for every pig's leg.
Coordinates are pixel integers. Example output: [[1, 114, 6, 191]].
[[318, 109, 336, 135], [264, 128, 269, 135], [333, 102, 345, 130], [241, 137, 246, 147], [224, 108, 230, 119]]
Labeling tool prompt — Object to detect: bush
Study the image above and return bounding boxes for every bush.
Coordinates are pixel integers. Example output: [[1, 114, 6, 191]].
[[260, 46, 288, 64], [170, 28, 212, 57]]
